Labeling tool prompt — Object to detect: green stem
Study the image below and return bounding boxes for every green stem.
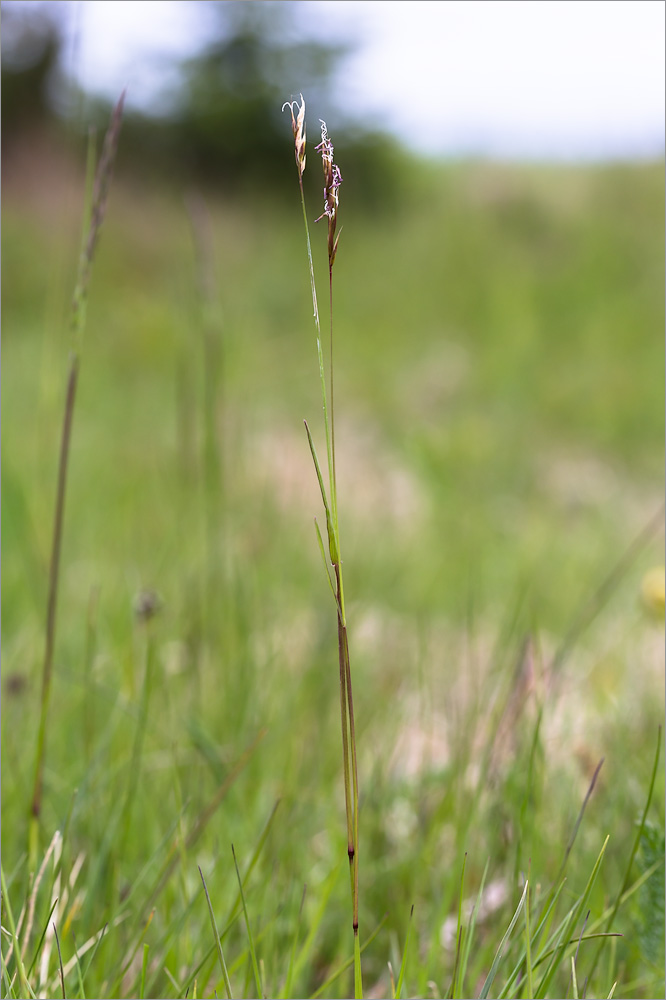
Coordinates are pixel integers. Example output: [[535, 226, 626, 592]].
[[294, 145, 360, 997], [27, 93, 125, 869], [335, 567, 354, 861], [340, 583, 360, 932], [29, 353, 79, 867], [297, 177, 336, 540], [120, 621, 155, 856], [329, 269, 338, 530]]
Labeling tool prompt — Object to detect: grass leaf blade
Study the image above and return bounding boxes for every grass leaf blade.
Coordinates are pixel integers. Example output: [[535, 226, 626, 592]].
[[198, 866, 233, 1000]]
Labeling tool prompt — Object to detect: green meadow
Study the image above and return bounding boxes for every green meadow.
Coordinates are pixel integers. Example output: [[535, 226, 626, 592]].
[[2, 119, 664, 999]]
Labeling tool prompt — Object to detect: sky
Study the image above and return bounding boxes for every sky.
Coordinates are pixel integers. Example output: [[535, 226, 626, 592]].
[[6, 0, 666, 159]]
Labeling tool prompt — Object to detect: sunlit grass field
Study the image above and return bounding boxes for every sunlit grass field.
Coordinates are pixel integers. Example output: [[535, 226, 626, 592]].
[[2, 129, 664, 999]]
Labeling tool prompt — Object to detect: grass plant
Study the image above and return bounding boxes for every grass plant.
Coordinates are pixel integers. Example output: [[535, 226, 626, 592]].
[[1, 92, 664, 998], [284, 94, 362, 997]]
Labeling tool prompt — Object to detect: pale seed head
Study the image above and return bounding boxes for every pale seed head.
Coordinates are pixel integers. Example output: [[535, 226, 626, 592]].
[[282, 93, 306, 178]]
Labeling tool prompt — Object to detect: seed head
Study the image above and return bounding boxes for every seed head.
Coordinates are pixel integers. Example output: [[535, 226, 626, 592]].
[[315, 120, 343, 269], [282, 93, 306, 178]]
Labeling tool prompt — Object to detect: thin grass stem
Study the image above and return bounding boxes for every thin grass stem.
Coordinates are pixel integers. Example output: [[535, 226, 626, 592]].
[[1, 865, 32, 999], [29, 355, 79, 867], [286, 95, 361, 996], [231, 846, 263, 999], [28, 93, 125, 869], [53, 923, 66, 999], [198, 866, 233, 1000]]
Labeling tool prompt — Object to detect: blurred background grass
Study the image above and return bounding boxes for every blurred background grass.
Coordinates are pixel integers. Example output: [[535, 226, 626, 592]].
[[2, 3, 664, 998]]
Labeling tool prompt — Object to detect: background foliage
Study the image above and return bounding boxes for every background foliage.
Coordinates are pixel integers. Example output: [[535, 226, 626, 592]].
[[2, 5, 664, 997]]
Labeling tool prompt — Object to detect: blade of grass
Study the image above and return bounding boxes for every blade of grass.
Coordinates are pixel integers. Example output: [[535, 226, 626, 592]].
[[353, 934, 362, 1000], [588, 726, 662, 983], [112, 908, 154, 997], [139, 943, 149, 1000], [1, 953, 17, 1000], [552, 757, 605, 891], [75, 922, 108, 986], [231, 845, 262, 1000], [293, 859, 342, 983], [281, 885, 306, 1000], [198, 866, 232, 1000], [449, 854, 467, 999], [226, 800, 281, 927], [25, 897, 59, 980], [524, 873, 533, 1000], [176, 803, 278, 999], [53, 923, 66, 999], [83, 584, 100, 765], [178, 938, 223, 1000], [535, 836, 609, 998], [497, 874, 566, 999], [225, 911, 277, 978], [571, 954, 579, 1000], [119, 616, 157, 858], [68, 933, 85, 1000], [388, 960, 396, 1000], [314, 519, 337, 600], [478, 879, 528, 1000], [394, 905, 414, 1000], [310, 914, 388, 1000], [458, 858, 490, 993], [163, 966, 182, 995], [1, 865, 33, 999], [531, 932, 622, 971], [144, 727, 266, 911]]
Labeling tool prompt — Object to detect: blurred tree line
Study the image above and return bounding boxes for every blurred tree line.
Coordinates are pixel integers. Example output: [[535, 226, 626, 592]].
[[2, 0, 407, 206]]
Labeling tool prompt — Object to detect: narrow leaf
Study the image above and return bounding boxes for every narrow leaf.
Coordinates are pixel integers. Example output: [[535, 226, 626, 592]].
[[198, 867, 232, 1000], [394, 906, 414, 1000], [231, 846, 262, 999], [478, 880, 528, 1000]]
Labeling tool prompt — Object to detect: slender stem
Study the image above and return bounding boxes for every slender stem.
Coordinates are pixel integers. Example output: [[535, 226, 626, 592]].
[[327, 198, 361, 999], [29, 353, 80, 864], [297, 177, 336, 534], [292, 128, 361, 995], [335, 567, 354, 858], [28, 92, 125, 869], [344, 624, 360, 930], [337, 574, 359, 916], [336, 561, 361, 996], [119, 620, 156, 857], [329, 269, 337, 527], [83, 584, 100, 765]]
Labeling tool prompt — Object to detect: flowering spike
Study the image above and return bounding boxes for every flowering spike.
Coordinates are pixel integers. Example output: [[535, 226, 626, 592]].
[[282, 94, 306, 178], [315, 120, 343, 271]]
